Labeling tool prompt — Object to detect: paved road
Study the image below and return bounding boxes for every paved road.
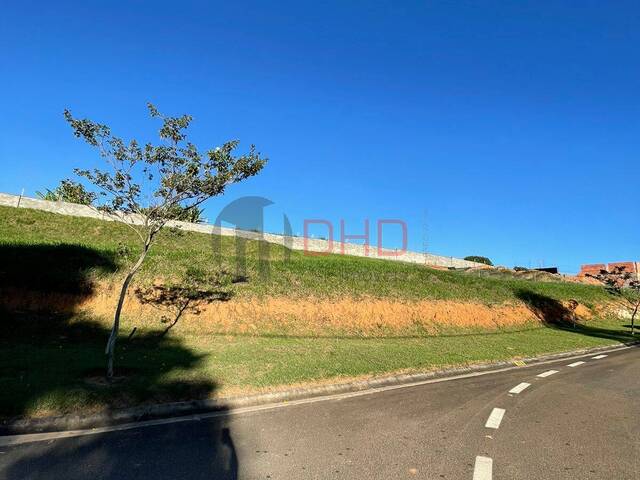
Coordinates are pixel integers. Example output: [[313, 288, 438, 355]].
[[1, 347, 638, 480]]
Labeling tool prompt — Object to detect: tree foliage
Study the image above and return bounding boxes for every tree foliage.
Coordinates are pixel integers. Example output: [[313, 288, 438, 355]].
[[140, 204, 206, 224], [64, 103, 265, 232], [464, 255, 493, 266], [588, 266, 640, 335], [36, 179, 97, 205], [64, 103, 267, 378]]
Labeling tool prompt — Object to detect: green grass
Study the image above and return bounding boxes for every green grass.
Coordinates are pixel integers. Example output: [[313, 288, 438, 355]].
[[0, 205, 610, 305], [0, 205, 631, 420], [0, 309, 633, 419]]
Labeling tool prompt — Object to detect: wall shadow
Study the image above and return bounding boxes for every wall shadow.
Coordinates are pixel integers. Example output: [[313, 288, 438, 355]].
[[514, 288, 636, 343], [0, 243, 239, 479]]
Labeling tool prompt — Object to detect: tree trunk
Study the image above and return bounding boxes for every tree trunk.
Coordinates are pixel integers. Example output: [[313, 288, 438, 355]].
[[631, 304, 638, 336], [105, 243, 150, 380]]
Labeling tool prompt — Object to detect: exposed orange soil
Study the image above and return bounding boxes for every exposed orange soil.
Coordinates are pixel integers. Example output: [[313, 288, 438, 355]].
[[1, 285, 596, 337]]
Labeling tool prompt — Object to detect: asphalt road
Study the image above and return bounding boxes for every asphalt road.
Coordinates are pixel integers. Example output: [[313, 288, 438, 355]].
[[1, 347, 638, 480]]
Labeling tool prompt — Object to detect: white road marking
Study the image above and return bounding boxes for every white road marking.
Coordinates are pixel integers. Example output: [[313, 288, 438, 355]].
[[508, 382, 530, 394], [485, 408, 506, 429], [0, 345, 632, 447], [592, 354, 607, 360], [473, 456, 493, 480], [537, 370, 558, 378], [567, 361, 585, 367]]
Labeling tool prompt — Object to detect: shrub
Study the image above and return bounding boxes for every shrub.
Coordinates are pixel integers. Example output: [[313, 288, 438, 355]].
[[464, 255, 493, 266], [36, 179, 96, 205]]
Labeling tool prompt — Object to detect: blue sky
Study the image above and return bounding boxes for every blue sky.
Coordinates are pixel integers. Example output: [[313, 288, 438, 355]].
[[1, 1, 638, 272]]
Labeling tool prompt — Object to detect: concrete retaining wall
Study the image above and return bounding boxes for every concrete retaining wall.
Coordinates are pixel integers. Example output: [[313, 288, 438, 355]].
[[0, 192, 483, 269]]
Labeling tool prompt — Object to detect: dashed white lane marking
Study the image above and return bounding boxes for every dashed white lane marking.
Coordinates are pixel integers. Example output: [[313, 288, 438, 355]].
[[592, 354, 607, 360], [485, 408, 506, 429], [567, 361, 585, 367], [473, 456, 493, 480], [537, 370, 558, 378], [508, 382, 530, 394]]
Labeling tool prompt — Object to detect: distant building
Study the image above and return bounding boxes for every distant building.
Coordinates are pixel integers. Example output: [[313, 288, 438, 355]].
[[579, 261, 640, 278]]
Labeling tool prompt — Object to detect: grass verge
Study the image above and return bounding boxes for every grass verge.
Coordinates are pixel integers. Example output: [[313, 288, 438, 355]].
[[0, 310, 632, 420]]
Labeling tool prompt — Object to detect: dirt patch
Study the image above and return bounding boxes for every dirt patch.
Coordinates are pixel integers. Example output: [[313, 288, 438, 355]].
[[571, 302, 593, 319], [188, 297, 540, 335], [562, 275, 602, 286], [0, 285, 599, 337], [83, 366, 139, 387]]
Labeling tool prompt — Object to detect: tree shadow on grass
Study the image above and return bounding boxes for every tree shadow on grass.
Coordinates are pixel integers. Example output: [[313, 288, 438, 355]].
[[514, 288, 637, 343], [0, 242, 118, 294], [0, 309, 220, 422], [0, 243, 239, 479], [0, 243, 224, 422]]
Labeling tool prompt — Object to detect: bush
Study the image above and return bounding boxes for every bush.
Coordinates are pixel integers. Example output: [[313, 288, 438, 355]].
[[36, 179, 96, 205], [464, 255, 493, 266]]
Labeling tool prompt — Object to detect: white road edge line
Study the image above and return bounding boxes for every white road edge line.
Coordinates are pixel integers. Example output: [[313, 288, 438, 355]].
[[485, 408, 506, 429], [567, 361, 585, 367], [473, 455, 493, 480], [508, 382, 530, 394], [0, 345, 631, 447], [592, 354, 608, 359], [537, 370, 558, 378]]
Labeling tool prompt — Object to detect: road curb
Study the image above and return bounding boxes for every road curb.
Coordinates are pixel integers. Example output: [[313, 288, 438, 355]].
[[2, 341, 637, 436]]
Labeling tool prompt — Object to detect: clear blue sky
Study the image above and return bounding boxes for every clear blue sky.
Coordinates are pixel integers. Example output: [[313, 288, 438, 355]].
[[1, 1, 638, 273]]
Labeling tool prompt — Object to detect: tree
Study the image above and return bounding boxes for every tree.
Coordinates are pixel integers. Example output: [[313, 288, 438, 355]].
[[64, 103, 267, 379], [588, 266, 640, 335], [464, 255, 493, 266], [159, 204, 206, 224], [36, 179, 97, 205]]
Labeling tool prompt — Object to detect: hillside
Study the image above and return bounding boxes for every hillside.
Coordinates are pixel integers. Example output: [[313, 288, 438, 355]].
[[0, 205, 631, 419], [0, 205, 610, 302]]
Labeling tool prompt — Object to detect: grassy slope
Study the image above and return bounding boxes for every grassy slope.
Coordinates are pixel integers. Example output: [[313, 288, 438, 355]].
[[0, 205, 610, 304], [0, 205, 630, 419]]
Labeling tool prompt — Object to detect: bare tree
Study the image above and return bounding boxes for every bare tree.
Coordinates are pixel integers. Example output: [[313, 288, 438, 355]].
[[64, 103, 266, 379], [589, 266, 640, 335]]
